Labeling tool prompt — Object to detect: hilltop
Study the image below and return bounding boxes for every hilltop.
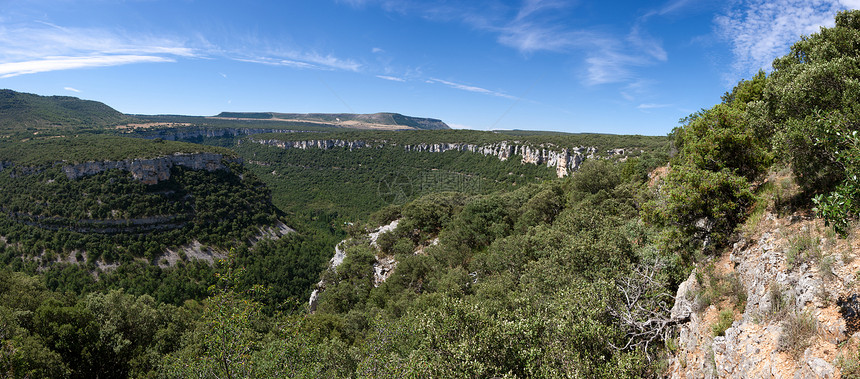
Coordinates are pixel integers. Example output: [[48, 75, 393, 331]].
[[0, 89, 132, 131], [0, 89, 451, 134], [213, 111, 450, 130]]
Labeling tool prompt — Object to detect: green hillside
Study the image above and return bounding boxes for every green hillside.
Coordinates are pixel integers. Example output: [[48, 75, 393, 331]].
[[0, 89, 132, 132], [0, 134, 235, 166]]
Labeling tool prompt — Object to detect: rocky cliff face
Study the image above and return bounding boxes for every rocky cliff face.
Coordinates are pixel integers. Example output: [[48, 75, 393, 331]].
[[61, 153, 240, 184], [247, 138, 621, 178], [1, 153, 239, 185], [668, 211, 860, 378]]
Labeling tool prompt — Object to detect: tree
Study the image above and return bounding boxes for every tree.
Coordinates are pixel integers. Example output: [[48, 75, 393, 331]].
[[766, 10, 860, 229]]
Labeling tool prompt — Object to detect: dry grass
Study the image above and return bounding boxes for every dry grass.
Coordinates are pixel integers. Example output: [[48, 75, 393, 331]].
[[777, 310, 818, 359]]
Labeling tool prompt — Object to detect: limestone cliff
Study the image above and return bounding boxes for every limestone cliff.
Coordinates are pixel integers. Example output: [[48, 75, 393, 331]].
[[667, 211, 860, 379], [61, 153, 240, 184], [246, 138, 626, 178], [1, 152, 239, 185]]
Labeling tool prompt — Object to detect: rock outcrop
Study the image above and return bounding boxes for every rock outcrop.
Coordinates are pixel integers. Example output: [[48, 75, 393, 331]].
[[248, 138, 619, 178], [668, 213, 859, 378], [1, 153, 239, 184], [61, 153, 240, 184], [309, 219, 406, 313]]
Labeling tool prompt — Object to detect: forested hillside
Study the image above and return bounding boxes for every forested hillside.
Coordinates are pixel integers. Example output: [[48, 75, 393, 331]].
[[13, 10, 860, 377]]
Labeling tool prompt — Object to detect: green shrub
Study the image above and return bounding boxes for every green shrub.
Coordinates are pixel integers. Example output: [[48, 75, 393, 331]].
[[644, 165, 754, 252], [786, 228, 821, 270], [837, 354, 860, 379], [712, 309, 734, 336]]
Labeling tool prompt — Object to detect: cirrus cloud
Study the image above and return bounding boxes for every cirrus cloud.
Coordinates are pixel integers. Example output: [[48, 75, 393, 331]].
[[715, 0, 854, 77]]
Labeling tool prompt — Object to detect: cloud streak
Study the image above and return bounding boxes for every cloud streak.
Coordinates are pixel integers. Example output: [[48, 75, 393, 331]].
[[377, 75, 405, 82], [715, 0, 853, 77], [428, 78, 517, 99], [637, 103, 672, 110], [0, 55, 174, 78], [0, 22, 193, 77], [0, 21, 363, 78], [347, 1, 672, 86]]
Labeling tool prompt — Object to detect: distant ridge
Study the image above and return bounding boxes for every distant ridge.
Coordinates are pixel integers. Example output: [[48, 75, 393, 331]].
[[212, 111, 450, 130], [0, 89, 451, 132], [0, 89, 132, 131]]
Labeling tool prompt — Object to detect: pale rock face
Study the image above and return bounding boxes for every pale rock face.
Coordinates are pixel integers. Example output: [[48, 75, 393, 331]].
[[251, 138, 612, 178], [60, 153, 239, 184], [669, 216, 852, 379], [309, 219, 403, 313]]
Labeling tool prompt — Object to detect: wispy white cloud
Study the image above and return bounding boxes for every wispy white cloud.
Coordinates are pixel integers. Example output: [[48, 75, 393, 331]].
[[63, 86, 80, 93], [372, 47, 385, 54], [0, 55, 173, 78], [637, 103, 672, 110], [0, 22, 193, 77], [0, 21, 363, 78], [515, 0, 570, 22], [628, 24, 667, 62], [234, 57, 317, 70], [376, 75, 405, 82], [428, 78, 517, 99], [496, 23, 589, 53], [236, 49, 361, 72], [336, 0, 675, 86], [715, 0, 852, 77]]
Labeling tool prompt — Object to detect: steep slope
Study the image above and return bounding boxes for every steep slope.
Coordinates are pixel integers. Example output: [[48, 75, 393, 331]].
[[667, 207, 860, 378]]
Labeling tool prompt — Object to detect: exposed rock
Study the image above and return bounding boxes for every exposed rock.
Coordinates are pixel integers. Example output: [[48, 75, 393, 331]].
[[310, 219, 414, 312], [670, 213, 858, 378], [61, 152, 240, 184], [808, 357, 835, 378], [373, 255, 397, 287], [369, 219, 399, 249], [248, 138, 611, 178], [671, 272, 698, 321], [309, 240, 348, 313]]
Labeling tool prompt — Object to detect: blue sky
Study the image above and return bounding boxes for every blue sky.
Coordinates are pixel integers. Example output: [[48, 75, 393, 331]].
[[0, 0, 857, 135]]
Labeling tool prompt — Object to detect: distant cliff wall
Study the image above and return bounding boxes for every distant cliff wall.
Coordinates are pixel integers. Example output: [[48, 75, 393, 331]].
[[136, 128, 307, 141], [61, 153, 240, 184], [0, 153, 240, 185], [247, 138, 628, 178]]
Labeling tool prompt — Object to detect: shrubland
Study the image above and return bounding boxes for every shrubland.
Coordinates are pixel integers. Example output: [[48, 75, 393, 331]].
[[7, 10, 860, 377]]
